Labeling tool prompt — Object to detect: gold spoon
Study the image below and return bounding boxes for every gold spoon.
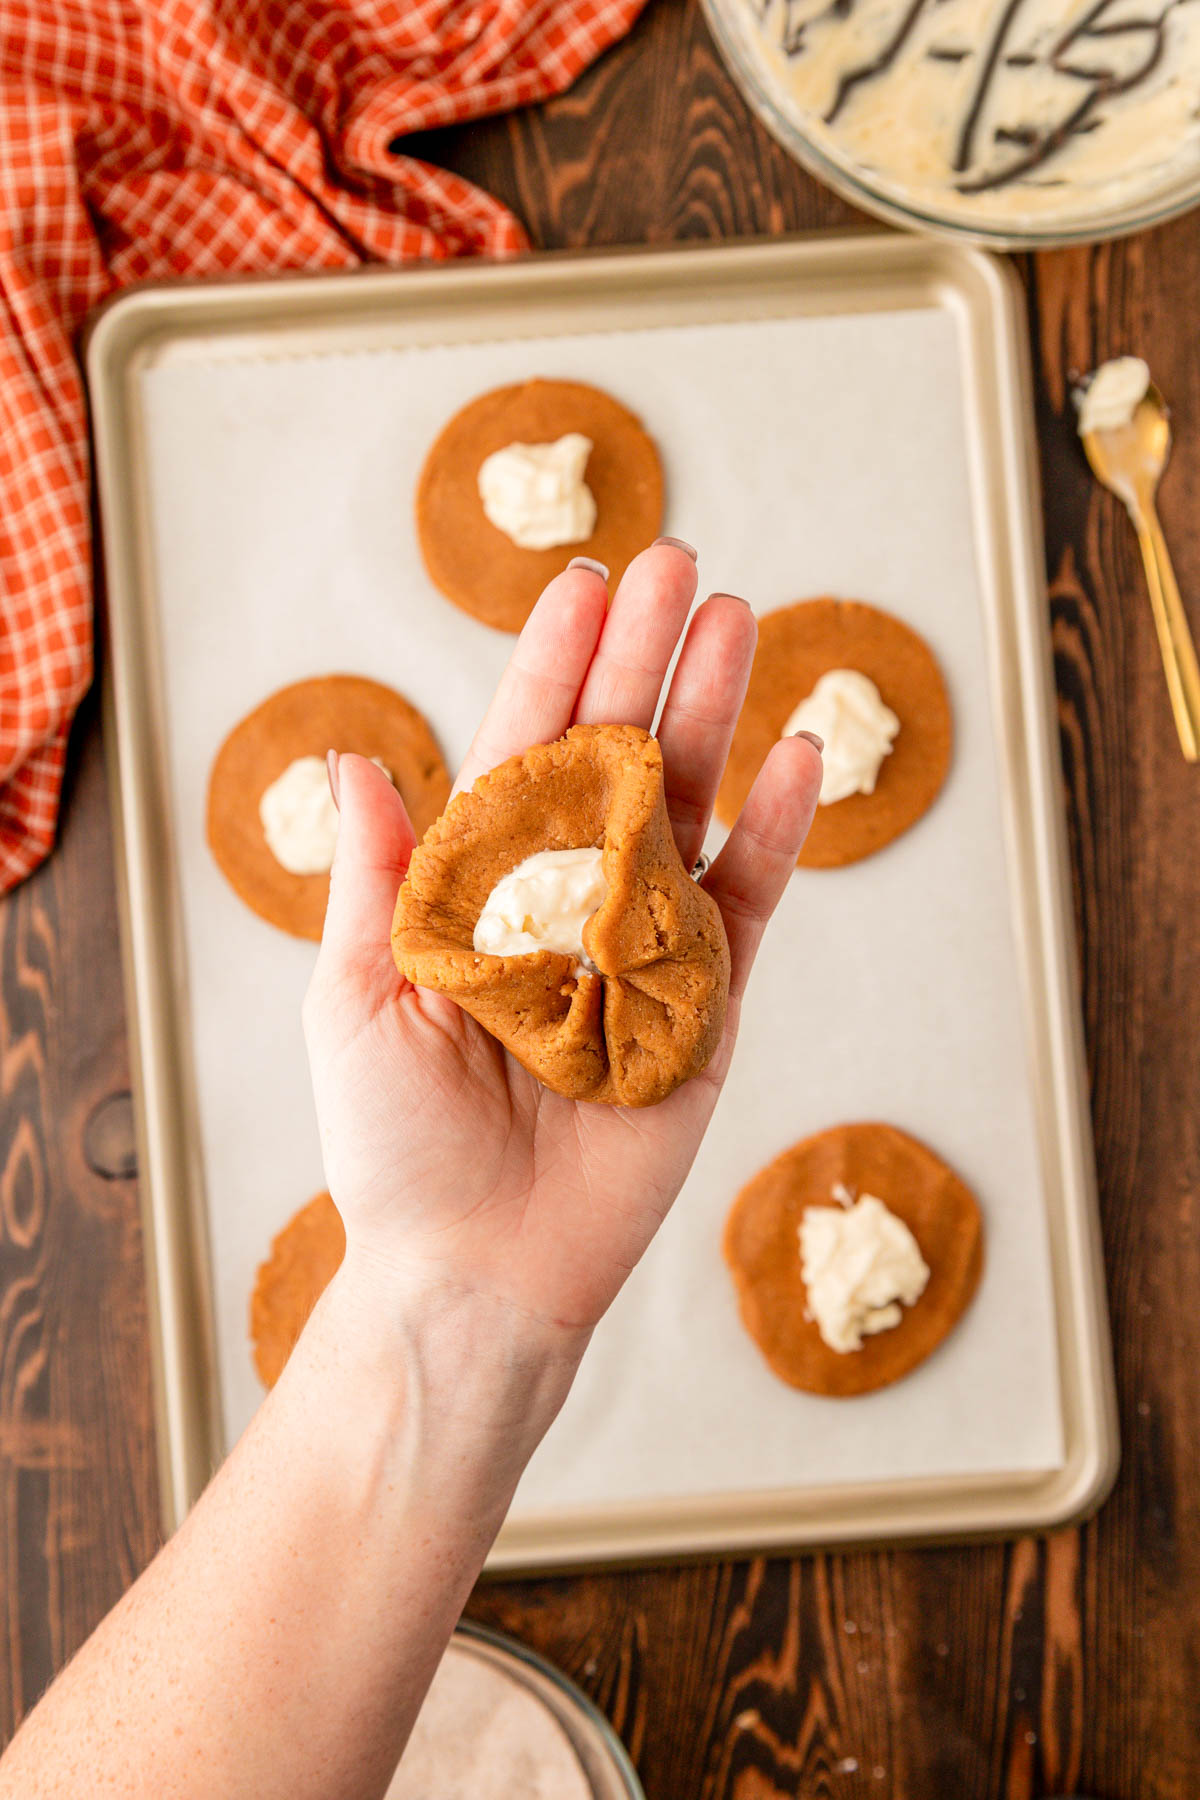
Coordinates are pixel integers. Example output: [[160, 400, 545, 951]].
[[1080, 380, 1200, 762]]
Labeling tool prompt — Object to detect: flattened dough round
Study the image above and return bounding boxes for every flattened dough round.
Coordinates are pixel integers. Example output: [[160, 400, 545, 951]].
[[416, 378, 664, 633], [723, 1122, 983, 1397], [391, 723, 729, 1107], [716, 598, 953, 868], [207, 674, 450, 940], [249, 1190, 345, 1389]]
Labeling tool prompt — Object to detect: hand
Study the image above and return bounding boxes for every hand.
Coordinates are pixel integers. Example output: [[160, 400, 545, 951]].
[[304, 543, 821, 1372]]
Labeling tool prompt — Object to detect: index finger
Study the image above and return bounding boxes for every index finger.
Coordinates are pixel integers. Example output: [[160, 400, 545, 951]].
[[451, 563, 609, 800]]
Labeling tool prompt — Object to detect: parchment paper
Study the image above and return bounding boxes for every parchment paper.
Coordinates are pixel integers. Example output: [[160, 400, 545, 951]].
[[138, 301, 1064, 1519]]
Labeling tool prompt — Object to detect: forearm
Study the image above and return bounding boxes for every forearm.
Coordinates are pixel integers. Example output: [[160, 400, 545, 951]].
[[0, 1252, 583, 1800]]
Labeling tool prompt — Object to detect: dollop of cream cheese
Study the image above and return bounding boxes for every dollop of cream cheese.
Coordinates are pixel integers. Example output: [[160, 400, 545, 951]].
[[473, 847, 606, 968], [477, 434, 597, 551], [799, 1186, 930, 1354], [1075, 356, 1152, 437], [783, 669, 900, 806], [259, 754, 388, 876]]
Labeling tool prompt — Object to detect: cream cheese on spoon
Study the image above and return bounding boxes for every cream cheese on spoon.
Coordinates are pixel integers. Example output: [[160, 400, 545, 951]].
[[1075, 356, 1151, 436]]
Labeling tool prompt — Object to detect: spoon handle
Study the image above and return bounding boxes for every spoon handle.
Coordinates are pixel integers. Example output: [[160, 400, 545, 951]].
[[1132, 499, 1200, 763]]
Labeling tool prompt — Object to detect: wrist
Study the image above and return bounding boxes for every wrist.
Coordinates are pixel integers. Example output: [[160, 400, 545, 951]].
[[303, 1242, 587, 1507]]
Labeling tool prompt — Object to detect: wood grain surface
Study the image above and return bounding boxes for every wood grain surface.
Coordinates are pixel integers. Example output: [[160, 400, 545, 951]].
[[3, 0, 1200, 1790]]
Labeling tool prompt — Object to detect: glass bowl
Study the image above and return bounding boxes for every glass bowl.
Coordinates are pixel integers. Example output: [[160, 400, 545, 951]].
[[702, 0, 1200, 250], [388, 1622, 646, 1799]]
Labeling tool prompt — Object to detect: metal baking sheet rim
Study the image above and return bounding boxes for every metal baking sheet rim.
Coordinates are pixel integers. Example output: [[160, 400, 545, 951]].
[[86, 233, 1120, 1566]]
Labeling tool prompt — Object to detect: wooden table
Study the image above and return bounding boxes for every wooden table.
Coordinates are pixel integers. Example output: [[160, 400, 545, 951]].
[[3, 0, 1199, 1790]]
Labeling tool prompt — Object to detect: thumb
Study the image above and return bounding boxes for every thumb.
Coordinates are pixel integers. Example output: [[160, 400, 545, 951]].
[[316, 751, 416, 989]]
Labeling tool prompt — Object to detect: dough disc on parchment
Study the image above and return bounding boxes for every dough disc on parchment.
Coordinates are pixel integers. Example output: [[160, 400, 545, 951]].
[[715, 597, 952, 868], [416, 378, 664, 633], [723, 1122, 983, 1397], [207, 674, 450, 941], [249, 1191, 345, 1389]]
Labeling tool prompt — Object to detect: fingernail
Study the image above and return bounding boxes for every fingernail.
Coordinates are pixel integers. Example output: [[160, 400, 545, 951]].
[[793, 730, 824, 752], [326, 749, 341, 810], [710, 591, 754, 610], [568, 556, 609, 580], [653, 536, 698, 561]]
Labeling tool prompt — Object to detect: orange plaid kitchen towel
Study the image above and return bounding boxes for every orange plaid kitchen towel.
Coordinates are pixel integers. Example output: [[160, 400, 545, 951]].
[[0, 0, 644, 892]]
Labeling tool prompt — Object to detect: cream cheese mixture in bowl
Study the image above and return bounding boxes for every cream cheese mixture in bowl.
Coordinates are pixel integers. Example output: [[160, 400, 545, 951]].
[[703, 0, 1200, 244]]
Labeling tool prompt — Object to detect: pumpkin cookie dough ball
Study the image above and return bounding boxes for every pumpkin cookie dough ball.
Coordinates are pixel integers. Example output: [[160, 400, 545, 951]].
[[716, 598, 952, 868], [391, 723, 729, 1107], [723, 1122, 983, 1397], [207, 674, 450, 940], [250, 1191, 345, 1389], [416, 379, 664, 633]]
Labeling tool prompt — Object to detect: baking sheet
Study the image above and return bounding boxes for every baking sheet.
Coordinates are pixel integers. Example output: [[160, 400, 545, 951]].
[[134, 297, 1066, 1513]]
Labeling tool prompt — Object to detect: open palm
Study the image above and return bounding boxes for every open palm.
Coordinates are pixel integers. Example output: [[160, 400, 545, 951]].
[[305, 543, 821, 1341]]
